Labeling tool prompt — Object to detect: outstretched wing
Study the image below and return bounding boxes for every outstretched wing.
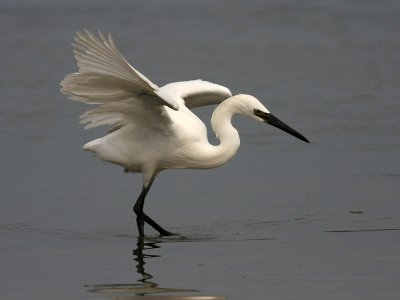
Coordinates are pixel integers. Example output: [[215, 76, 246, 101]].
[[160, 80, 232, 109], [60, 30, 179, 132], [60, 31, 231, 134]]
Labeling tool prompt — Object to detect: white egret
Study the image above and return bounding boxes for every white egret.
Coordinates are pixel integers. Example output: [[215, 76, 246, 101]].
[[60, 30, 309, 237]]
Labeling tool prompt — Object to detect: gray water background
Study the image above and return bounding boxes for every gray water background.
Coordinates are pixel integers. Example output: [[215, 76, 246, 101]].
[[1, 1, 399, 299]]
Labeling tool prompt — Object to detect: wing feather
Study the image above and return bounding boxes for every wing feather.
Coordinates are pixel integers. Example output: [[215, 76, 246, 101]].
[[61, 31, 231, 138], [160, 80, 232, 109], [79, 96, 171, 134], [60, 30, 178, 110]]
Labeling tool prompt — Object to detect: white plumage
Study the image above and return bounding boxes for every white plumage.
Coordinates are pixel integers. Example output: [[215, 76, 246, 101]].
[[61, 30, 309, 237]]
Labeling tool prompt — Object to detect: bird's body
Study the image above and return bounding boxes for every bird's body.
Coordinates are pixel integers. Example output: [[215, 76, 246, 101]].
[[61, 30, 309, 237]]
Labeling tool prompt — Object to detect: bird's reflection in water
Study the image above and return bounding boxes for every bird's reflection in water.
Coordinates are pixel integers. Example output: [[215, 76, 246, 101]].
[[131, 238, 197, 296], [133, 238, 160, 292], [86, 238, 225, 300]]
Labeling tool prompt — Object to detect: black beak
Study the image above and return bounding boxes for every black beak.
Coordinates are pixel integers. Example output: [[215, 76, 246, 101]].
[[254, 109, 310, 143]]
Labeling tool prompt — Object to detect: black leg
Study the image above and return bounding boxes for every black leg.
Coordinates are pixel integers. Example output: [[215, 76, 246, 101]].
[[133, 186, 147, 237], [133, 183, 175, 237]]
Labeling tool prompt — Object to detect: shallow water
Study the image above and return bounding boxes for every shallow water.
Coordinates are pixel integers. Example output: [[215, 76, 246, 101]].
[[1, 1, 399, 299]]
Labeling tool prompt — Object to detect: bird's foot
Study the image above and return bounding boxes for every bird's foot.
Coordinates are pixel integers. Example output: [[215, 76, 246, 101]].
[[159, 230, 179, 237]]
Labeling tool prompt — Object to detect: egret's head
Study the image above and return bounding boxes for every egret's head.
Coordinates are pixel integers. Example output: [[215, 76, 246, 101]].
[[235, 94, 310, 143]]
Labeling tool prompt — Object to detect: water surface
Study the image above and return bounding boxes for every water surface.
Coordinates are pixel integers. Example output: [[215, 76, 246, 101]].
[[1, 1, 399, 299]]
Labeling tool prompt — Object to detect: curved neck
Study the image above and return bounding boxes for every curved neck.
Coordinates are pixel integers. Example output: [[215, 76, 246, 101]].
[[202, 102, 240, 168]]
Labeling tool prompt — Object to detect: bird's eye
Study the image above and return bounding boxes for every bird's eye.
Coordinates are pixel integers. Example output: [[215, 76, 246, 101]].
[[254, 109, 266, 117]]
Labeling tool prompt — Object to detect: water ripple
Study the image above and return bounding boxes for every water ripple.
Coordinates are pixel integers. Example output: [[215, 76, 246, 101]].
[[326, 228, 400, 233]]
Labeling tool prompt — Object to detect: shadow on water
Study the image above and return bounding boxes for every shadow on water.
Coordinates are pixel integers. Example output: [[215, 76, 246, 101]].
[[86, 238, 225, 300]]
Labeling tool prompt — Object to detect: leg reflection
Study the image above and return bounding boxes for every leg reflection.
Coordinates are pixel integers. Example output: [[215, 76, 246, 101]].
[[132, 238, 198, 295], [132, 238, 161, 292], [87, 237, 197, 296]]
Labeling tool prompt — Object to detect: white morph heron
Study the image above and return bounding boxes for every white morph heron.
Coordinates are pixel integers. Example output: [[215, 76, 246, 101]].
[[60, 30, 309, 237]]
